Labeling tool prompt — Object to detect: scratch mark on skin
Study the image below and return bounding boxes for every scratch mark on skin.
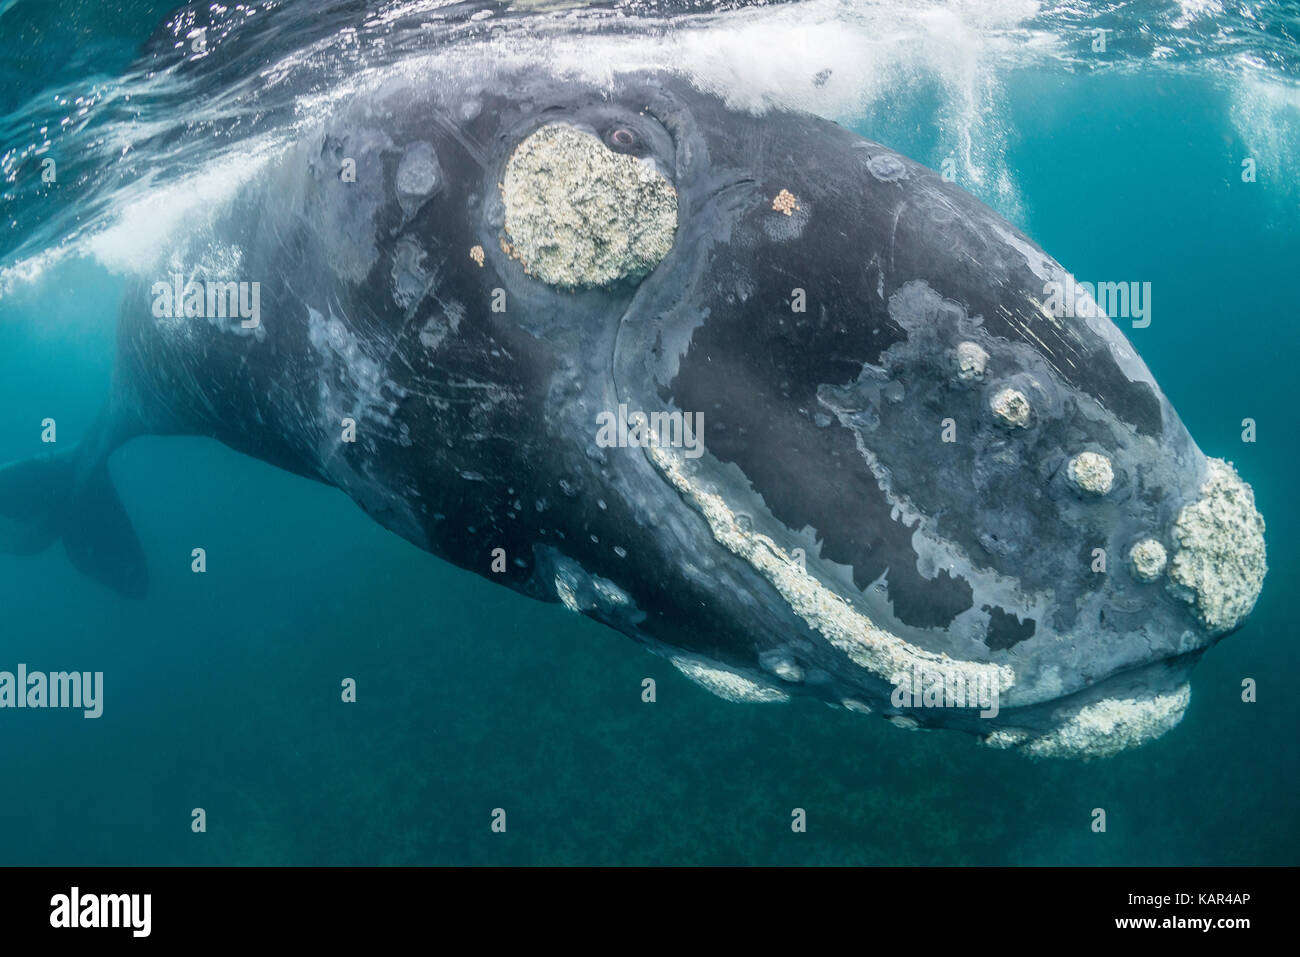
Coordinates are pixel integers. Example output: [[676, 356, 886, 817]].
[[887, 203, 906, 275]]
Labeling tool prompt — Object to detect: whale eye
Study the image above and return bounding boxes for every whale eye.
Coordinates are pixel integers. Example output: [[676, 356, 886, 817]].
[[608, 127, 637, 151]]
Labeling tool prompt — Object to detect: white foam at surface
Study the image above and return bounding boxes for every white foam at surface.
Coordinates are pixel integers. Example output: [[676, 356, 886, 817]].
[[3, 0, 1299, 303], [1229, 69, 1300, 197], [84, 140, 283, 278]]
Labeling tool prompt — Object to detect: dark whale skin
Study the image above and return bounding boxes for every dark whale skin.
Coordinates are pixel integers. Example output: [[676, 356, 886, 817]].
[[0, 64, 1263, 758]]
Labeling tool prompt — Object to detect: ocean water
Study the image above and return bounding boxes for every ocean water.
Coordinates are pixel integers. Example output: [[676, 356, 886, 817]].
[[0, 0, 1296, 865]]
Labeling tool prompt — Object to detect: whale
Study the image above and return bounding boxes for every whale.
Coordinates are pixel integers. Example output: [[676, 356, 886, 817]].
[[0, 45, 1266, 758]]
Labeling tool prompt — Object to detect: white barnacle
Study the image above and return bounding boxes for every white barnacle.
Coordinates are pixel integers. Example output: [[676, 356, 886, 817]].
[[759, 650, 805, 683], [1067, 451, 1114, 495], [670, 657, 789, 703], [954, 341, 989, 382], [501, 124, 677, 288], [1129, 538, 1168, 582], [980, 728, 1032, 749], [886, 715, 923, 730], [990, 387, 1031, 428]]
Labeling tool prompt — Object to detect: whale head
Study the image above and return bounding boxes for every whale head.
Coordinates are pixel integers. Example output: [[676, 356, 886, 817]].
[[314, 66, 1266, 757]]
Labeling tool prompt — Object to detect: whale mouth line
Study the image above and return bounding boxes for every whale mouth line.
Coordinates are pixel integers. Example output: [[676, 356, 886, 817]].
[[644, 443, 1016, 696]]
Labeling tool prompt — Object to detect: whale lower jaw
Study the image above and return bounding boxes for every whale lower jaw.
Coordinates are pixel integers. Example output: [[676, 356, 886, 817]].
[[980, 684, 1192, 760]]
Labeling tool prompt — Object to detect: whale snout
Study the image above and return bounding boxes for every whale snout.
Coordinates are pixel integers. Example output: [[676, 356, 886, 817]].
[[1165, 458, 1267, 636]]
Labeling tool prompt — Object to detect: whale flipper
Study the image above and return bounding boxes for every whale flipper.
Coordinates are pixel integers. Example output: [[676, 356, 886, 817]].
[[0, 446, 148, 599]]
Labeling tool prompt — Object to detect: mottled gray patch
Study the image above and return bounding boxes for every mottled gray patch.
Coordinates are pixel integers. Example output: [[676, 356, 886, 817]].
[[419, 299, 464, 352], [390, 238, 432, 313], [866, 153, 908, 182], [395, 141, 441, 218]]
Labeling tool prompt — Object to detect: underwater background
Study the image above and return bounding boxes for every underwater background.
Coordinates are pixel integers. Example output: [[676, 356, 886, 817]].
[[0, 0, 1296, 865]]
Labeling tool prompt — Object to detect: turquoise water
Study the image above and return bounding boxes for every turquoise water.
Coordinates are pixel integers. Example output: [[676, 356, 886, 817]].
[[1, 1, 1297, 865]]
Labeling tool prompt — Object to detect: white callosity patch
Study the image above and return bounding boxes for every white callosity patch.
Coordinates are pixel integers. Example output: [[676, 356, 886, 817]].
[[418, 299, 464, 353], [1018, 685, 1192, 759], [646, 445, 1015, 699], [759, 650, 805, 683], [307, 304, 401, 430], [1167, 458, 1267, 632], [980, 728, 1032, 749], [501, 124, 677, 288], [954, 341, 989, 381], [551, 553, 640, 621], [670, 656, 790, 703], [1130, 538, 1168, 582], [990, 387, 1030, 427], [554, 576, 584, 613], [394, 140, 441, 218], [1067, 451, 1114, 495]]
